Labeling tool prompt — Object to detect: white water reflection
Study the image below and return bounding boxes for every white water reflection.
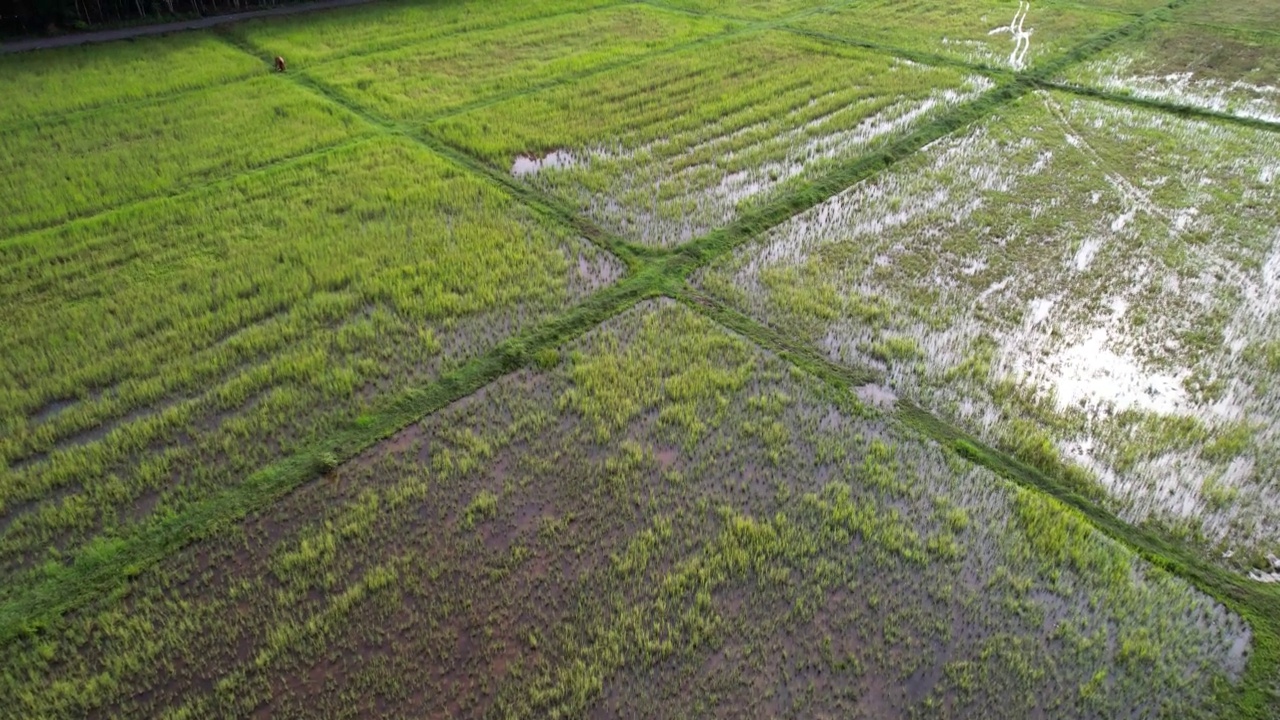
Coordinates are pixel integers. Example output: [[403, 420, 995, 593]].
[[510, 150, 576, 177], [989, 1, 1034, 70]]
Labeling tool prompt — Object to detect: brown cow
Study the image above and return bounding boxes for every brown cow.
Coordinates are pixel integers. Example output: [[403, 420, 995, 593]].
[[275, 56, 286, 72]]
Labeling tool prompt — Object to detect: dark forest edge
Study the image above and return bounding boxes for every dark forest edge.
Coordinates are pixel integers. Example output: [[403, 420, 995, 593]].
[[1, 0, 357, 41]]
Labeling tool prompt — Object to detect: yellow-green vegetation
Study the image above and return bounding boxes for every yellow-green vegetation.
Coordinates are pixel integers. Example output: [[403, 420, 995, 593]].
[[0, 33, 259, 124], [789, 0, 1134, 71], [645, 0, 840, 19], [230, 0, 624, 66], [1047, 0, 1174, 13], [0, 136, 617, 577], [0, 303, 1248, 718], [303, 5, 737, 122], [0, 76, 369, 236], [559, 305, 754, 444], [431, 31, 989, 245], [3, 0, 1280, 716]]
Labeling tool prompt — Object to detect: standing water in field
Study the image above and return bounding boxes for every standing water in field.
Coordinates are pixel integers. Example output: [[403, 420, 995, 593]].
[[699, 90, 1280, 556], [511, 150, 577, 177]]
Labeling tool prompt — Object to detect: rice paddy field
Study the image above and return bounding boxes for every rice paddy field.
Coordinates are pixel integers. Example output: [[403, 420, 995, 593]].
[[1, 0, 1278, 716]]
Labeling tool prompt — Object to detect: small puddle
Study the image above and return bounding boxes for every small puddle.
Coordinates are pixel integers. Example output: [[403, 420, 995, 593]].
[[577, 253, 623, 290], [856, 383, 898, 409], [511, 150, 576, 177]]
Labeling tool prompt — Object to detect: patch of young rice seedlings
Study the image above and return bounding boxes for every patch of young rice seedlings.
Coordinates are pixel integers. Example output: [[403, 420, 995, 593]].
[[788, 0, 1134, 72], [0, 32, 260, 125], [430, 31, 991, 246], [700, 88, 1280, 557], [0, 302, 1244, 719], [0, 76, 370, 238], [0, 135, 619, 580], [302, 5, 737, 123], [229, 0, 624, 67], [1058, 22, 1280, 123]]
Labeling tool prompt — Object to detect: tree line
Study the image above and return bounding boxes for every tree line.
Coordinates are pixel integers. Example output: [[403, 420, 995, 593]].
[[2, 0, 310, 36]]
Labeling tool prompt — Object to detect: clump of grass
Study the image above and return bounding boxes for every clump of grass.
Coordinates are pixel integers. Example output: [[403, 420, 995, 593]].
[[867, 335, 922, 364], [463, 490, 500, 529]]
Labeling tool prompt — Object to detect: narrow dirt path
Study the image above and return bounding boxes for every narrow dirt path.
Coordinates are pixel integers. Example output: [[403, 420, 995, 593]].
[[1, 0, 374, 54]]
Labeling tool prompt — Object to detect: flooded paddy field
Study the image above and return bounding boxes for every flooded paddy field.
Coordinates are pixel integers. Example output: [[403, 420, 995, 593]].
[[3, 0, 1279, 715], [785, 0, 1136, 72], [700, 89, 1280, 557], [1058, 20, 1280, 123], [1175, 0, 1280, 35], [0, 303, 1248, 718], [430, 31, 992, 246]]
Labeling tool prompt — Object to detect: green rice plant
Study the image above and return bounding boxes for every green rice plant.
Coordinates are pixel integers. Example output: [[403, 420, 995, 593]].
[[867, 335, 922, 364], [303, 5, 736, 122], [1010, 489, 1131, 592], [462, 490, 500, 528], [558, 304, 753, 444], [1242, 341, 1280, 374], [0, 33, 260, 124], [0, 76, 369, 237]]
